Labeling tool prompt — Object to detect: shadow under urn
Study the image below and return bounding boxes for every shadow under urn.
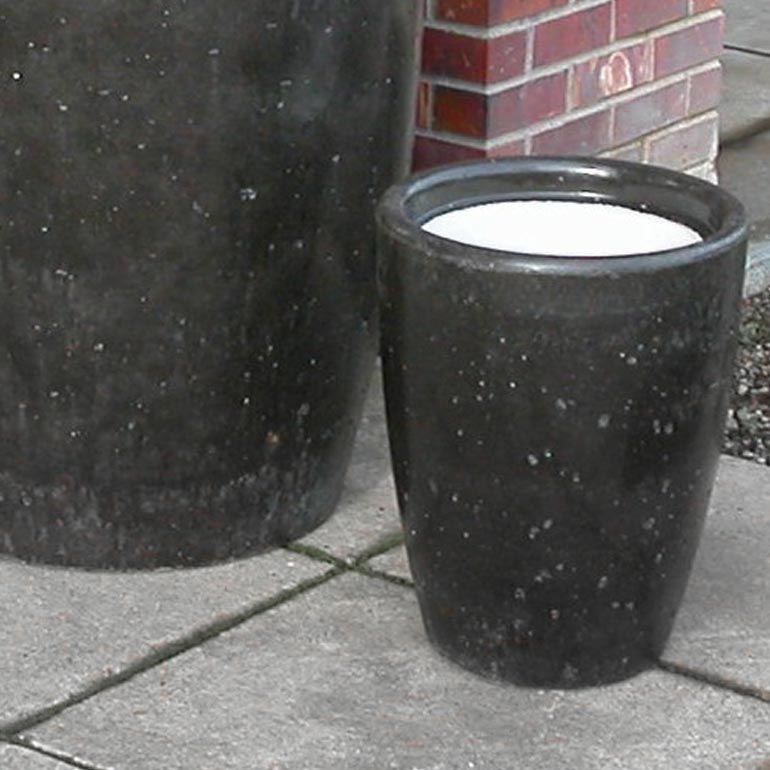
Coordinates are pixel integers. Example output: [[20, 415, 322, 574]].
[[0, 2, 421, 569], [377, 157, 747, 688]]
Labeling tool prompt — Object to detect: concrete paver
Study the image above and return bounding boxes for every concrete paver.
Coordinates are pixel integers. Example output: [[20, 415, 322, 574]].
[[724, 0, 770, 52], [0, 548, 329, 728], [28, 572, 770, 770], [720, 51, 770, 143], [664, 456, 770, 694], [296, 472, 399, 564], [366, 543, 411, 583], [718, 0, 770, 296], [297, 370, 401, 563], [718, 130, 770, 243]]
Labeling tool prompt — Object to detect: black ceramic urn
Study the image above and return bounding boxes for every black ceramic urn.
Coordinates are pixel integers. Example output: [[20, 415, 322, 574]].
[[377, 157, 747, 687], [0, 2, 420, 568]]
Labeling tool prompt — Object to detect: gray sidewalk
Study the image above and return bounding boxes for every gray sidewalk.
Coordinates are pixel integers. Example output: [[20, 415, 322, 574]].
[[1, 374, 770, 770], [720, 0, 770, 294]]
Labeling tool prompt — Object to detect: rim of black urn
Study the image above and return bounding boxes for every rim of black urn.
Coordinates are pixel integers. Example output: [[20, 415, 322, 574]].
[[377, 156, 747, 272]]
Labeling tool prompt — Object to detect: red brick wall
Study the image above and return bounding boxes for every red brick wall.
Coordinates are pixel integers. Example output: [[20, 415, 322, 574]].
[[414, 0, 723, 179]]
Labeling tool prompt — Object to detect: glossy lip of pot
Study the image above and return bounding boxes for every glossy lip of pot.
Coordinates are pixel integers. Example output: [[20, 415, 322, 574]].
[[377, 156, 747, 274]]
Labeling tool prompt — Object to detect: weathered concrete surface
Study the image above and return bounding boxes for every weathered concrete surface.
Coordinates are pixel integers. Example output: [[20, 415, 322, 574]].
[[665, 456, 770, 693], [30, 573, 770, 770], [0, 549, 328, 727], [366, 542, 412, 583], [746, 241, 770, 298], [719, 130, 770, 242], [0, 743, 77, 769], [718, 121, 770, 298], [718, 0, 770, 298], [297, 369, 401, 562], [724, 0, 770, 53], [720, 51, 770, 143], [718, 74, 770, 297]]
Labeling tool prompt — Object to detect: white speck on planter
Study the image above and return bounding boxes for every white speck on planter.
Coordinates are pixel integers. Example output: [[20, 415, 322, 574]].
[[661, 479, 671, 493], [664, 422, 675, 435], [456, 428, 464, 437], [528, 526, 540, 540], [597, 576, 609, 589], [451, 492, 460, 503], [642, 517, 656, 531], [527, 454, 539, 467], [543, 518, 553, 529], [509, 381, 517, 389], [462, 532, 470, 539], [514, 587, 526, 600], [555, 398, 568, 411], [598, 414, 611, 429]]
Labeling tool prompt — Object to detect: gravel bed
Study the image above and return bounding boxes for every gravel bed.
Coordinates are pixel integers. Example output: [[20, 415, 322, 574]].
[[724, 286, 770, 465]]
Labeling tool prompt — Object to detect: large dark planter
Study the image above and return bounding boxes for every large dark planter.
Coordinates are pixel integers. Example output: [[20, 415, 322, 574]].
[[0, 2, 420, 569], [377, 157, 747, 688]]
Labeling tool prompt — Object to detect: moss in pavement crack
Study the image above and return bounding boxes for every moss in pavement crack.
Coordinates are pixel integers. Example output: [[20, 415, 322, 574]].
[[657, 659, 770, 705]]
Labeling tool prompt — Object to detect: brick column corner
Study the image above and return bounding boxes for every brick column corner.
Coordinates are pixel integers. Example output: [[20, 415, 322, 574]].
[[414, 0, 724, 181]]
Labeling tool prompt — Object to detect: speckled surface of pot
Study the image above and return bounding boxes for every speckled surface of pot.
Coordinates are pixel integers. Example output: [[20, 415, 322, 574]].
[[0, 1, 420, 568], [377, 157, 747, 687]]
